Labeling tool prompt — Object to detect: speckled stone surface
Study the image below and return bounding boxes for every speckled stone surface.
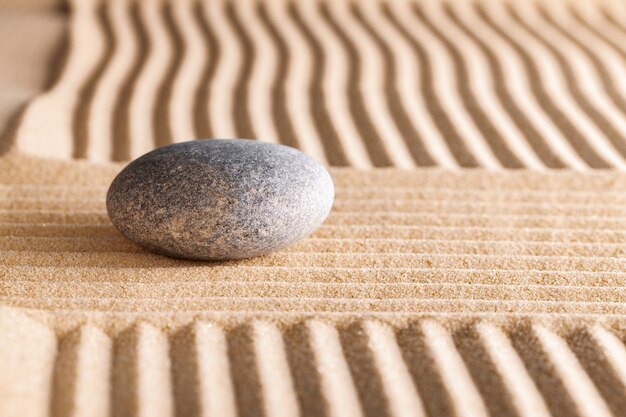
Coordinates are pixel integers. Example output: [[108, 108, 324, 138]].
[[106, 139, 335, 260]]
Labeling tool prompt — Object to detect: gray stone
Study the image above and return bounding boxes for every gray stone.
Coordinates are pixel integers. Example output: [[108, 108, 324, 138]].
[[106, 139, 334, 260]]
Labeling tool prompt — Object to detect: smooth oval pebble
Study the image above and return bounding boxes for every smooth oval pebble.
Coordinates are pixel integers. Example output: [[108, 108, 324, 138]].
[[106, 139, 334, 260]]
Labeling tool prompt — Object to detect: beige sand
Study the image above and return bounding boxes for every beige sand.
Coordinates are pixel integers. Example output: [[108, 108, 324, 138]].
[[1, 152, 626, 416], [3, 0, 626, 416]]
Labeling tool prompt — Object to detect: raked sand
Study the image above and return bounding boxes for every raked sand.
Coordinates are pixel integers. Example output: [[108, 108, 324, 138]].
[[3, 0, 626, 416], [2, 153, 626, 416]]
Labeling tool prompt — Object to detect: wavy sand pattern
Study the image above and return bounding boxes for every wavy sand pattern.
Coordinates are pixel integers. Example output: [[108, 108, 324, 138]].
[[12, 0, 626, 169], [3, 0, 626, 416]]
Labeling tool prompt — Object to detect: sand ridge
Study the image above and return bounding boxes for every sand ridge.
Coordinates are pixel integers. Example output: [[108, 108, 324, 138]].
[[11, 0, 626, 170], [1, 152, 626, 415], [3, 0, 626, 415]]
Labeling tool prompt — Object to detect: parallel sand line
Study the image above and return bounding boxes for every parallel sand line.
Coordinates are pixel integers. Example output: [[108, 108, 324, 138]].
[[6, 170, 626, 186], [6, 306, 626, 417], [11, 205, 626, 217], [0, 212, 111, 225], [3, 178, 626, 188], [6, 251, 626, 271], [4, 296, 624, 307], [170, 322, 238, 417], [284, 238, 626, 255], [334, 186, 626, 198], [421, 320, 491, 417], [7, 191, 626, 203], [8, 166, 626, 188], [13, 211, 626, 229], [308, 320, 364, 417], [589, 325, 626, 394], [325, 215, 626, 229], [9, 192, 626, 201], [6, 236, 626, 257], [0, 236, 142, 253], [11, 205, 626, 221], [476, 323, 552, 417], [5, 181, 626, 190], [47, 321, 626, 416], [14, 0, 626, 169], [10, 311, 626, 323], [4, 297, 626, 315], [362, 321, 428, 417], [3, 277, 625, 290], [533, 325, 614, 417], [3, 265, 623, 286], [329, 174, 626, 189], [12, 208, 626, 219], [251, 321, 302, 417], [331, 200, 626, 214], [51, 325, 112, 417], [2, 282, 624, 303], [10, 222, 626, 237], [312, 226, 626, 241], [8, 201, 626, 219], [8, 184, 626, 198], [9, 227, 626, 246], [0, 194, 623, 212], [112, 323, 174, 417]]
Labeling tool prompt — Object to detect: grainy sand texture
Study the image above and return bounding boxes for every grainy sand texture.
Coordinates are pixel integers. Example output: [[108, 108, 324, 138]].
[[2, 0, 626, 416]]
